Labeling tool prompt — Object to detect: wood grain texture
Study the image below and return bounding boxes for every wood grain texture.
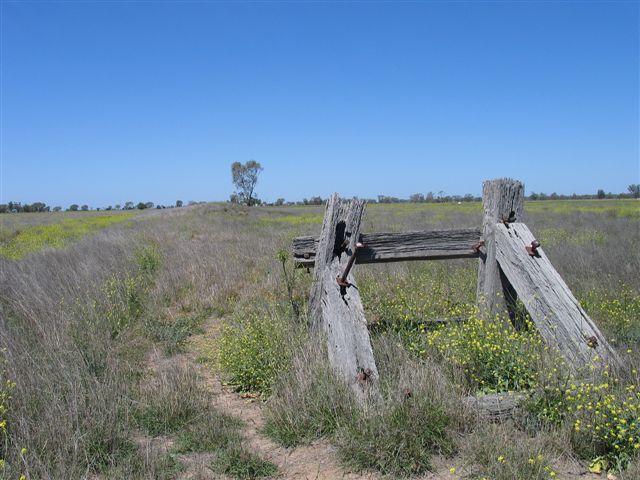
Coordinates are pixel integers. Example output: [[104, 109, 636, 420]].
[[495, 222, 622, 371], [477, 178, 525, 318], [308, 195, 379, 403], [308, 193, 342, 331], [464, 393, 525, 420], [293, 228, 481, 267]]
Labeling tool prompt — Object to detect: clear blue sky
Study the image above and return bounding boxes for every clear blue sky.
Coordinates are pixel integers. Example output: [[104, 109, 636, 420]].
[[1, 1, 638, 207]]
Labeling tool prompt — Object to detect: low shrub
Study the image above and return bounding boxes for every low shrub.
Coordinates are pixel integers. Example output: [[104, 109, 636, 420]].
[[525, 367, 640, 472], [425, 313, 542, 393], [217, 302, 304, 396]]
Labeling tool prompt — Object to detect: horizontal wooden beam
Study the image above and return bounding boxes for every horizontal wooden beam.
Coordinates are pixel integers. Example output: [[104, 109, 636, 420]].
[[293, 228, 482, 266]]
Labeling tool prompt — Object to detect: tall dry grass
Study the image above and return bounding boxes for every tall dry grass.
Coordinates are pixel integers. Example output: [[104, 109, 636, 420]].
[[0, 198, 637, 477]]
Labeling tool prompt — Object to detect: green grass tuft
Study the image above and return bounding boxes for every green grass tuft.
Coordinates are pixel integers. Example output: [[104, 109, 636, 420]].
[[211, 445, 278, 479]]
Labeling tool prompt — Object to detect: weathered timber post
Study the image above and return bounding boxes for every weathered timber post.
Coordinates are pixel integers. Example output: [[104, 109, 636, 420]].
[[477, 178, 524, 321], [308, 194, 379, 402], [494, 222, 623, 371]]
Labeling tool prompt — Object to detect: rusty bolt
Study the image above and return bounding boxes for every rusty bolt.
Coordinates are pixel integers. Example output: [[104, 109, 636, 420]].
[[586, 336, 599, 349], [357, 367, 373, 385], [526, 240, 541, 256], [337, 242, 364, 287], [472, 240, 485, 254]]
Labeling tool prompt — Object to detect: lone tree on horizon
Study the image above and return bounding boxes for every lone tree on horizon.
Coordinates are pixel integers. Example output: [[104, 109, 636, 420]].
[[231, 160, 263, 206]]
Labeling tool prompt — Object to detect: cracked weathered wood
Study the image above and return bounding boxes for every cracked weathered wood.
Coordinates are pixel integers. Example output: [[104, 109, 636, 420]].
[[464, 392, 525, 420], [308, 194, 379, 403], [293, 228, 481, 267], [495, 222, 622, 371], [477, 178, 524, 319]]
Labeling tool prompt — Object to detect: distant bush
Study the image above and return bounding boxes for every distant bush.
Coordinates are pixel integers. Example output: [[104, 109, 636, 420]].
[[134, 243, 162, 276]]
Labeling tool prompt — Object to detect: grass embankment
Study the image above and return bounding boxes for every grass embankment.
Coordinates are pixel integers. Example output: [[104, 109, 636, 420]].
[[0, 212, 139, 259]]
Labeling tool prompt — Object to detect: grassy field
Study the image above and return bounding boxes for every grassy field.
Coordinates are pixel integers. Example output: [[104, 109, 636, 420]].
[[0, 199, 639, 479], [0, 210, 140, 259]]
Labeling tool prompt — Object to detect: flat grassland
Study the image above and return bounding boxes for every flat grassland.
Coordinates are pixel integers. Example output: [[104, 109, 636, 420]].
[[0, 199, 639, 479], [0, 210, 139, 259]]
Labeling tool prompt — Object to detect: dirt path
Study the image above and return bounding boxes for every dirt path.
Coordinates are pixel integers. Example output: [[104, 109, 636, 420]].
[[180, 316, 378, 480], [168, 316, 601, 480]]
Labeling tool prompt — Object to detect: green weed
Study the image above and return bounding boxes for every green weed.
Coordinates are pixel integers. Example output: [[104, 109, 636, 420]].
[[359, 262, 477, 352], [173, 410, 243, 453], [103, 273, 145, 339], [210, 445, 278, 479], [525, 368, 640, 472], [145, 312, 206, 355], [579, 285, 640, 345], [425, 313, 543, 394], [217, 302, 305, 396]]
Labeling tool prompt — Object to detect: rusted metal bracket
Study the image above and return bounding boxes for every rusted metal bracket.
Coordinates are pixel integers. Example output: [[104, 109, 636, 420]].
[[525, 240, 541, 257], [472, 240, 485, 254], [356, 367, 373, 386], [336, 242, 363, 289]]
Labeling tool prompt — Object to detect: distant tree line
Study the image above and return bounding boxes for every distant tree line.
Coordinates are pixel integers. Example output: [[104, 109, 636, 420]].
[[3, 185, 638, 213], [0, 200, 195, 214], [255, 184, 640, 207]]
